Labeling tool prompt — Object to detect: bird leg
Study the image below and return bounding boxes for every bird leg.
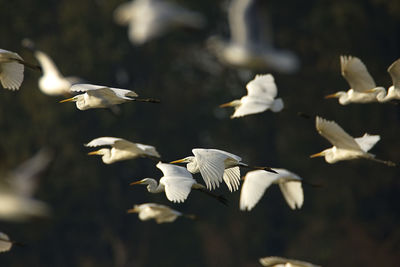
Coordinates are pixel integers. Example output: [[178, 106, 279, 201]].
[[368, 157, 397, 167], [193, 187, 228, 206], [238, 163, 278, 174], [133, 98, 160, 103], [15, 58, 42, 72]]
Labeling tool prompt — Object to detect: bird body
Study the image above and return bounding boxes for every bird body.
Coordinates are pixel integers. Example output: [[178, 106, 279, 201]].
[[240, 169, 303, 211], [310, 116, 394, 165], [127, 203, 194, 223], [60, 83, 139, 110], [114, 0, 205, 45], [220, 74, 283, 118], [367, 58, 400, 102], [0, 49, 25, 90], [86, 137, 160, 164], [325, 55, 382, 104], [259, 256, 321, 267]]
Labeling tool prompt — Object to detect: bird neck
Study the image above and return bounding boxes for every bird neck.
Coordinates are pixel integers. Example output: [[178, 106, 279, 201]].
[[146, 179, 164, 193], [186, 158, 199, 174]]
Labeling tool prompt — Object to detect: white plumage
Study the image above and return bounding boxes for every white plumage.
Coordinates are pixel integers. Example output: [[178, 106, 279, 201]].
[[240, 169, 303, 211], [127, 203, 193, 223], [0, 232, 12, 253], [367, 58, 400, 102], [0, 48, 25, 90], [259, 256, 321, 267]]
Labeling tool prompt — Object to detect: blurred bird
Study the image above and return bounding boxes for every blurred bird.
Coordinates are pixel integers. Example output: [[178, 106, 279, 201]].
[[0, 149, 52, 222], [366, 58, 400, 102], [86, 137, 160, 164], [311, 116, 395, 166], [21, 39, 81, 96], [0, 232, 13, 253], [113, 0, 205, 45], [59, 83, 159, 110], [325, 55, 383, 104], [207, 0, 299, 72], [130, 162, 227, 204], [240, 169, 303, 211], [127, 203, 195, 223], [0, 48, 41, 90], [170, 148, 276, 192], [220, 74, 283, 118], [259, 256, 321, 267]]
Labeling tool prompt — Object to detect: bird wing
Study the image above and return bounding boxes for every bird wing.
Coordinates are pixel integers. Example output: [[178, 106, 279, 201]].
[[0, 61, 24, 90], [160, 176, 195, 203], [259, 256, 321, 267], [107, 87, 138, 98], [70, 83, 107, 92], [239, 170, 278, 211], [85, 137, 124, 147], [156, 162, 194, 178], [135, 143, 161, 158], [340, 55, 376, 92], [145, 204, 181, 223], [246, 74, 278, 99], [222, 166, 241, 192], [0, 232, 12, 252], [316, 116, 361, 150], [34, 51, 62, 77], [388, 58, 400, 90], [354, 133, 380, 152], [113, 1, 134, 25], [279, 181, 303, 210], [231, 97, 272, 118]]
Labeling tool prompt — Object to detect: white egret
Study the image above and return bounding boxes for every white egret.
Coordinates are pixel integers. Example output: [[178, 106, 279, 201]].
[[127, 203, 195, 223], [170, 148, 276, 192], [259, 256, 321, 267], [21, 39, 82, 96], [86, 137, 160, 164], [0, 48, 40, 90], [59, 83, 159, 110], [240, 169, 303, 211], [113, 0, 205, 45], [325, 55, 383, 104], [130, 162, 227, 204], [0, 232, 13, 253], [311, 116, 395, 166], [207, 0, 299, 72], [366, 58, 400, 102], [0, 149, 52, 222], [220, 74, 283, 118]]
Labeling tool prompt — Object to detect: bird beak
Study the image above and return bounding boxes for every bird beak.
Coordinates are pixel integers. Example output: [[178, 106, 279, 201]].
[[324, 93, 338, 99], [59, 97, 75, 103], [129, 180, 144, 186], [310, 152, 324, 158], [219, 101, 235, 108], [126, 207, 139, 213], [88, 150, 101, 156], [169, 159, 186, 164]]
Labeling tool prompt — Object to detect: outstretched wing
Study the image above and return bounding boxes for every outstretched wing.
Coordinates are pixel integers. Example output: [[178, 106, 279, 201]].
[[316, 116, 361, 150], [223, 166, 241, 192], [240, 170, 278, 211], [135, 143, 161, 158], [246, 74, 277, 99], [231, 97, 272, 118], [0, 232, 12, 252], [354, 133, 380, 152], [85, 137, 124, 147], [340, 55, 376, 92], [388, 58, 400, 90]]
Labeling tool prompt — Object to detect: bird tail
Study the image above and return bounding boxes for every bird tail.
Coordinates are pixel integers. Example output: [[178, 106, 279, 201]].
[[195, 187, 228, 206]]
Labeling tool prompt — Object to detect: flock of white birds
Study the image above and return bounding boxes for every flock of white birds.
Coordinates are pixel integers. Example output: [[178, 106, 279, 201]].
[[0, 0, 398, 266]]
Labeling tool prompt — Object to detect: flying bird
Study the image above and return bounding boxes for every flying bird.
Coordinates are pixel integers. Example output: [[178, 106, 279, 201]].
[[113, 0, 205, 45], [311, 116, 395, 166], [21, 39, 82, 96], [366, 58, 400, 102], [240, 169, 303, 211], [325, 55, 383, 104], [220, 74, 283, 118], [86, 137, 160, 164], [207, 0, 299, 72], [259, 256, 321, 267], [0, 232, 13, 253], [0, 149, 52, 222], [127, 203, 195, 223], [0, 48, 41, 90], [130, 162, 227, 204], [170, 148, 276, 192], [59, 83, 159, 110]]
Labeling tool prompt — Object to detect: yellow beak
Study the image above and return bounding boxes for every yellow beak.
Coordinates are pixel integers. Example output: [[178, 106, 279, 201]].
[[219, 101, 235, 108], [129, 180, 144, 186], [310, 152, 324, 158], [169, 159, 186, 164], [88, 150, 101, 156], [59, 97, 75, 103], [324, 93, 338, 99], [126, 207, 139, 213]]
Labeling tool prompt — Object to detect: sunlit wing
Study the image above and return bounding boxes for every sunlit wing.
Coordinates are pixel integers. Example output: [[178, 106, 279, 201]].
[[316, 116, 361, 150], [228, 0, 254, 45], [0, 232, 12, 252], [0, 61, 24, 90], [279, 181, 303, 209], [232, 97, 271, 118], [34, 51, 62, 77], [70, 83, 108, 92], [354, 133, 380, 152], [160, 176, 195, 203], [340, 55, 376, 92], [85, 137, 124, 147], [246, 74, 277, 99], [222, 166, 240, 192], [113, 1, 134, 25], [259, 256, 321, 267], [388, 58, 400, 90], [157, 162, 194, 178], [135, 143, 161, 158], [240, 170, 278, 211]]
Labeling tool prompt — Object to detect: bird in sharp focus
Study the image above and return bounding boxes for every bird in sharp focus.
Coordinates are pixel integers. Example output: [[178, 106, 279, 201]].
[[59, 83, 159, 110], [127, 203, 195, 223], [259, 256, 321, 267], [366, 58, 400, 102], [240, 169, 303, 211], [0, 48, 41, 90], [207, 0, 299, 72], [325, 55, 383, 104], [220, 74, 283, 118], [170, 148, 276, 192], [85, 137, 160, 164], [310, 116, 395, 166], [113, 0, 205, 45], [130, 162, 227, 204]]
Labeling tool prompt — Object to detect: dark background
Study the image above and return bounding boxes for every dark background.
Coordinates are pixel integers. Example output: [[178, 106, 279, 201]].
[[0, 0, 399, 266]]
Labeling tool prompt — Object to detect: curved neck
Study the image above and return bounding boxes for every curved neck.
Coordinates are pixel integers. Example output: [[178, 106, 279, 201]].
[[145, 179, 164, 193]]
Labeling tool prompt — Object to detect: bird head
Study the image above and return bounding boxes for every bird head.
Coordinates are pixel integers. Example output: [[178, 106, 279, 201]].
[[129, 178, 151, 186], [309, 150, 327, 159], [59, 95, 89, 110], [87, 149, 109, 157], [169, 157, 194, 164], [126, 205, 140, 214], [324, 92, 341, 99]]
